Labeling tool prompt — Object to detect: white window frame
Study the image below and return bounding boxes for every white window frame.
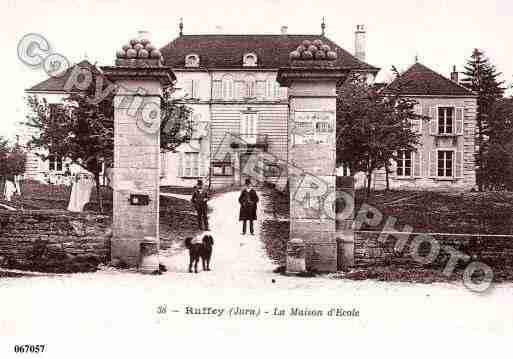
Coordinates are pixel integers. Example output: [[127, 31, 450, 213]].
[[245, 76, 256, 98], [48, 154, 63, 172], [240, 112, 258, 144], [437, 149, 454, 178], [396, 150, 413, 177], [222, 75, 234, 100], [266, 79, 280, 99], [182, 152, 200, 178], [437, 106, 455, 135], [243, 53, 258, 67], [185, 53, 200, 67], [212, 80, 222, 99], [211, 161, 233, 177]]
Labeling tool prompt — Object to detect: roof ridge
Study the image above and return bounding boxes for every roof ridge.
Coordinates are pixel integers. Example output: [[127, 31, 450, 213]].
[[412, 62, 476, 95], [384, 62, 475, 96]]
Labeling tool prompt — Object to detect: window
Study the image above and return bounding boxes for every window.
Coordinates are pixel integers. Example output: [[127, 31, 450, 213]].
[[263, 161, 282, 177], [183, 152, 199, 177], [396, 150, 412, 177], [212, 80, 222, 99], [183, 79, 200, 99], [245, 76, 256, 98], [48, 155, 63, 172], [185, 53, 200, 67], [438, 107, 454, 134], [212, 161, 233, 176], [222, 75, 234, 99], [243, 53, 257, 67], [316, 121, 333, 133], [266, 80, 280, 99], [49, 104, 64, 124], [240, 112, 258, 144], [192, 116, 210, 139], [256, 80, 266, 99], [437, 150, 453, 177]]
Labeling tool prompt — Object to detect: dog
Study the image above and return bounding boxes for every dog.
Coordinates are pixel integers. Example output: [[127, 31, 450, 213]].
[[184, 232, 214, 273]]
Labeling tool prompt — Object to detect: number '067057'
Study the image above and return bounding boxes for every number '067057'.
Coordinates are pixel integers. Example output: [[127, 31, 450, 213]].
[[14, 344, 46, 353]]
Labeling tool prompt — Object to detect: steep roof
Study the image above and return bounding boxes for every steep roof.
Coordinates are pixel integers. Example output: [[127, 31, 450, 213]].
[[160, 34, 379, 72], [384, 62, 475, 97], [26, 60, 102, 93]]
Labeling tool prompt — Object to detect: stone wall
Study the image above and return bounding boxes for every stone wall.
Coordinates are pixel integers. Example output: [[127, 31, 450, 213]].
[[0, 210, 111, 272], [354, 231, 513, 273]]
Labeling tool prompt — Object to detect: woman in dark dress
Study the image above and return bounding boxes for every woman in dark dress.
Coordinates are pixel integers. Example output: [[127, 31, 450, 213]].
[[239, 179, 259, 235]]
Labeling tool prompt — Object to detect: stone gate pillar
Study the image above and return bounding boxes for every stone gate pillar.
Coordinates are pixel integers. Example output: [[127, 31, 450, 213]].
[[277, 40, 349, 272], [103, 37, 175, 267]]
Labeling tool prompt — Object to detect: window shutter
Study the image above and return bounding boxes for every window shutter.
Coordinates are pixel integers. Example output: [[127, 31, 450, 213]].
[[413, 151, 421, 177], [266, 80, 273, 98], [256, 81, 266, 99], [455, 150, 463, 178], [410, 119, 421, 133], [455, 107, 464, 135], [429, 107, 438, 135], [212, 81, 222, 99], [235, 81, 244, 99], [222, 78, 234, 99], [279, 87, 287, 99], [178, 152, 184, 177], [192, 80, 200, 99], [185, 80, 193, 98], [390, 151, 397, 179], [429, 150, 437, 177]]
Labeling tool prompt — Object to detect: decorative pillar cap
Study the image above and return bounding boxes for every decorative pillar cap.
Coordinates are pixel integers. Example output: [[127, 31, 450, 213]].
[[115, 37, 164, 67], [104, 35, 176, 86]]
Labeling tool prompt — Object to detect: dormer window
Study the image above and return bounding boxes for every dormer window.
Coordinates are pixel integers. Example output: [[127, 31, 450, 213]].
[[185, 53, 200, 67], [243, 53, 257, 67]]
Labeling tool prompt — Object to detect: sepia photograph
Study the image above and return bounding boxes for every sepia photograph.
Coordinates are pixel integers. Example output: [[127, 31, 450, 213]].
[[1, 0, 512, 357]]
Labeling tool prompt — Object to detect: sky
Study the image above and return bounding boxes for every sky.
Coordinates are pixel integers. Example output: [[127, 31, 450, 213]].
[[1, 0, 512, 140]]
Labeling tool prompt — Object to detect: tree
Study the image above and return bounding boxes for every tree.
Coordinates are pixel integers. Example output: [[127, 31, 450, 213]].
[[480, 98, 513, 190], [336, 73, 420, 195], [0, 137, 27, 179], [0, 136, 27, 198], [25, 73, 192, 212], [460, 49, 505, 190]]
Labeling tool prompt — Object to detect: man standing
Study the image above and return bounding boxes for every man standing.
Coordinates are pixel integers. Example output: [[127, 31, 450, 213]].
[[191, 179, 209, 230], [238, 179, 259, 235]]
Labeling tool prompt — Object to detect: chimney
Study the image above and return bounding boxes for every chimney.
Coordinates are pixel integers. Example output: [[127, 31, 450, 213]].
[[281, 26, 288, 35], [450, 65, 459, 83], [354, 24, 366, 62]]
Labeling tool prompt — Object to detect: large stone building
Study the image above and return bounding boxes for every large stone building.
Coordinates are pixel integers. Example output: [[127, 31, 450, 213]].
[[159, 25, 378, 189], [361, 62, 477, 190], [25, 23, 477, 191]]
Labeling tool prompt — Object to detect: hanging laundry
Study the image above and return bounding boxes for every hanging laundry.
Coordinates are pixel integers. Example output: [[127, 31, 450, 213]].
[[67, 174, 95, 212], [4, 180, 16, 202]]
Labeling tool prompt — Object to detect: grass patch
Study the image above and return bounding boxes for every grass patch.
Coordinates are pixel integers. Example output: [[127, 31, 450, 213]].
[[159, 195, 201, 249], [355, 190, 513, 234], [4, 180, 113, 211]]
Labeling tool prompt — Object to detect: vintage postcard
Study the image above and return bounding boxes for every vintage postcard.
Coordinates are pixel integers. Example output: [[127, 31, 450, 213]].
[[1, 0, 512, 357]]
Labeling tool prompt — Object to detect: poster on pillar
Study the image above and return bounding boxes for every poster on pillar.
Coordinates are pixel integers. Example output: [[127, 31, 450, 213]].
[[292, 110, 336, 145]]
